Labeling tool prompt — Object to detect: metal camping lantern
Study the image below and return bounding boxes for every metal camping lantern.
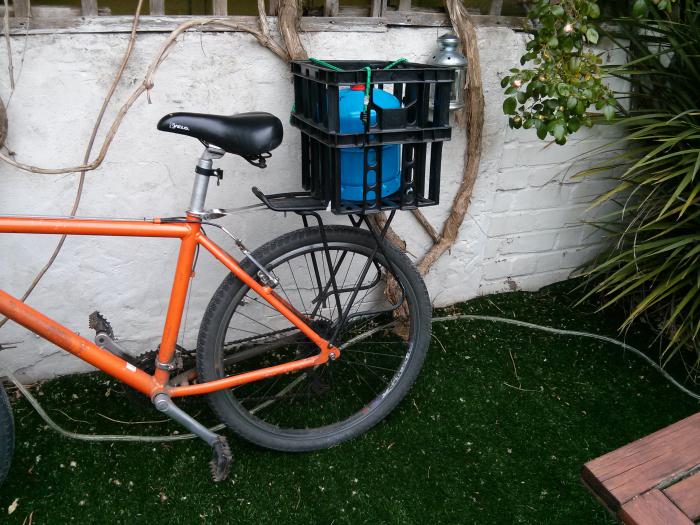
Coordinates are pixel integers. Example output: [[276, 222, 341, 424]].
[[430, 33, 468, 110]]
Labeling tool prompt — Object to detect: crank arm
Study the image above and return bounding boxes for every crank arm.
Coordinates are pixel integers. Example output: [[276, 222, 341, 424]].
[[94, 332, 130, 361]]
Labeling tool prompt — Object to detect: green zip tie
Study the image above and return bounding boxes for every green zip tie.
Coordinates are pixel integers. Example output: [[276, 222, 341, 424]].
[[297, 58, 406, 119], [383, 58, 407, 70], [308, 57, 345, 72], [362, 66, 372, 112]]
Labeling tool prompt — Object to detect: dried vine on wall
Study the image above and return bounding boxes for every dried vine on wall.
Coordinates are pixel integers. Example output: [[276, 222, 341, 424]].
[[0, 96, 6, 150], [270, 0, 486, 279], [0, 0, 146, 331], [416, 0, 484, 276], [0, 0, 485, 330], [0, 1, 291, 329]]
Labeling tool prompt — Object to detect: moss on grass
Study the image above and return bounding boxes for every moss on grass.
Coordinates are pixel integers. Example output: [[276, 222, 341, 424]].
[[0, 280, 696, 524]]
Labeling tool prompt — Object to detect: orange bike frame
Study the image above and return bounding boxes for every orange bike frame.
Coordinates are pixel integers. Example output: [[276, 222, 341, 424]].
[[0, 214, 336, 399]]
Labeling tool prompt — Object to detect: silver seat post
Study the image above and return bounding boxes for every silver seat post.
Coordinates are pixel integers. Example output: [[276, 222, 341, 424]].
[[189, 145, 225, 215]]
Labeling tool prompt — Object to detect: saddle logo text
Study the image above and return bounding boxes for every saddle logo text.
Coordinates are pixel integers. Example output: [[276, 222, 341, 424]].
[[169, 122, 190, 131]]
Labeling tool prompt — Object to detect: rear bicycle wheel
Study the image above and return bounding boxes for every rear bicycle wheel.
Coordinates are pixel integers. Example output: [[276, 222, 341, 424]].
[[197, 225, 431, 451], [0, 382, 14, 486]]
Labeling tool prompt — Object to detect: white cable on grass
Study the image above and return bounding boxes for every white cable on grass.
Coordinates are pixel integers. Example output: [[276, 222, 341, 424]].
[[433, 314, 700, 402], [2, 314, 698, 444], [3, 371, 224, 443]]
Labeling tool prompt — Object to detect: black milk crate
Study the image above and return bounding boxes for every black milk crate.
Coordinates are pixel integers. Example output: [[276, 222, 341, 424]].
[[290, 59, 454, 215], [300, 134, 445, 214], [291, 59, 453, 142]]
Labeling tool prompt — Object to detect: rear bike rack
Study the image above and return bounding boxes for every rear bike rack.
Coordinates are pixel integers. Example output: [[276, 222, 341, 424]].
[[252, 187, 406, 348]]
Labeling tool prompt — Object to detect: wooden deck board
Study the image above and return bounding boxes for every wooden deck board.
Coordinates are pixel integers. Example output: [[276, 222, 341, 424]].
[[582, 412, 700, 511], [663, 471, 700, 521], [618, 490, 694, 525]]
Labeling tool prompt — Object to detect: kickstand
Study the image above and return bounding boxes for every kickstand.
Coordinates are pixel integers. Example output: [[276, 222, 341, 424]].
[[153, 393, 232, 482]]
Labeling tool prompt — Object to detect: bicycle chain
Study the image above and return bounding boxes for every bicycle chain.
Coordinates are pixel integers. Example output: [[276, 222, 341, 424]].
[[122, 324, 334, 408], [222, 327, 300, 351]]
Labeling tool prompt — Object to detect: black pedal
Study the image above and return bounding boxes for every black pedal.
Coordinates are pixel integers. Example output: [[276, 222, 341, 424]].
[[209, 436, 232, 482]]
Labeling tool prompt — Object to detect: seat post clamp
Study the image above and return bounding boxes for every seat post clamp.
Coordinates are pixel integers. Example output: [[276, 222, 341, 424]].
[[195, 165, 224, 186], [155, 359, 178, 372]]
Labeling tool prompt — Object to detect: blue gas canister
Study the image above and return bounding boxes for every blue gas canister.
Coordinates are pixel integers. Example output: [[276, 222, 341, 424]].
[[338, 85, 401, 201]]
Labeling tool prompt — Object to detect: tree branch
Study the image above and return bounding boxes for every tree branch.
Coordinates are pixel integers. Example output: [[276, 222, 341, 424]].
[[417, 0, 484, 276], [411, 209, 440, 244], [278, 0, 307, 61], [0, 17, 288, 175]]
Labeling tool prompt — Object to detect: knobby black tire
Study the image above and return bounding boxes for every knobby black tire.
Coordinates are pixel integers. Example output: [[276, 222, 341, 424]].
[[197, 225, 431, 452], [0, 382, 14, 486]]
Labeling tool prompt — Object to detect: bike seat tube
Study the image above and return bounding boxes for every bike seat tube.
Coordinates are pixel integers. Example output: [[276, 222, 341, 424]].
[[189, 146, 224, 214]]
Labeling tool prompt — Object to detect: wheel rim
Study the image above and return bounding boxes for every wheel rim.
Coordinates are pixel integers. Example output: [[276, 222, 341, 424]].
[[212, 240, 419, 437]]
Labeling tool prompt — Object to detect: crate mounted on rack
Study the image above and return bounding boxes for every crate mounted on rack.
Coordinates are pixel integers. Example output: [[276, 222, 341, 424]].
[[289, 59, 454, 215]]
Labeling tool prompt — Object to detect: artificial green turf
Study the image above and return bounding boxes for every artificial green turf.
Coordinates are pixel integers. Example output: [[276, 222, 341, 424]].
[[0, 280, 697, 524]]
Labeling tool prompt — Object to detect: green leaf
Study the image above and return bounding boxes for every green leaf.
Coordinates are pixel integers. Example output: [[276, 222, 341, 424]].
[[503, 97, 518, 115], [516, 91, 528, 104], [567, 96, 578, 110], [536, 125, 548, 140], [588, 2, 600, 18], [550, 5, 565, 17], [561, 37, 574, 53], [500, 76, 510, 89], [540, 14, 555, 28], [567, 117, 581, 132], [632, 0, 647, 17], [557, 83, 570, 96], [547, 36, 559, 48], [603, 105, 616, 121], [586, 28, 599, 44], [553, 123, 566, 141]]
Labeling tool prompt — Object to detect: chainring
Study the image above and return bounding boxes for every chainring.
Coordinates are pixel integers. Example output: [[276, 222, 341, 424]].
[[88, 311, 114, 339]]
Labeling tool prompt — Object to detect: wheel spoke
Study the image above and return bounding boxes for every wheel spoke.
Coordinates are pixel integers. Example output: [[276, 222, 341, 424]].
[[200, 230, 427, 442]]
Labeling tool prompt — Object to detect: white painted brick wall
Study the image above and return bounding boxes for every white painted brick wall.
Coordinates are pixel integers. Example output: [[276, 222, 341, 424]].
[[0, 25, 623, 379]]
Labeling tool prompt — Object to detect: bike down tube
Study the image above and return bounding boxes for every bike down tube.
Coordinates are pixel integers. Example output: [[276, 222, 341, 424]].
[[167, 233, 335, 398], [0, 215, 334, 398], [0, 215, 201, 388], [0, 289, 157, 395], [0, 216, 193, 398]]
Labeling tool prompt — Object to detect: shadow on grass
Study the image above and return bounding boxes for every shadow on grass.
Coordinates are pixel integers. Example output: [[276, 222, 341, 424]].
[[0, 279, 696, 524]]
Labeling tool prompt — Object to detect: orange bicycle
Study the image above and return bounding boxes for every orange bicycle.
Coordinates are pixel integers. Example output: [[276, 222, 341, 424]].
[[0, 109, 432, 483]]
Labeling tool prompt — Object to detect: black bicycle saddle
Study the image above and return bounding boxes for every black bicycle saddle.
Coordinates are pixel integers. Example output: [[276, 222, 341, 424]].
[[157, 112, 283, 157]]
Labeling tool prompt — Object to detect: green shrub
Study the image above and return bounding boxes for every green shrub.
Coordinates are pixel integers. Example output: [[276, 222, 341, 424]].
[[581, 4, 700, 366]]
